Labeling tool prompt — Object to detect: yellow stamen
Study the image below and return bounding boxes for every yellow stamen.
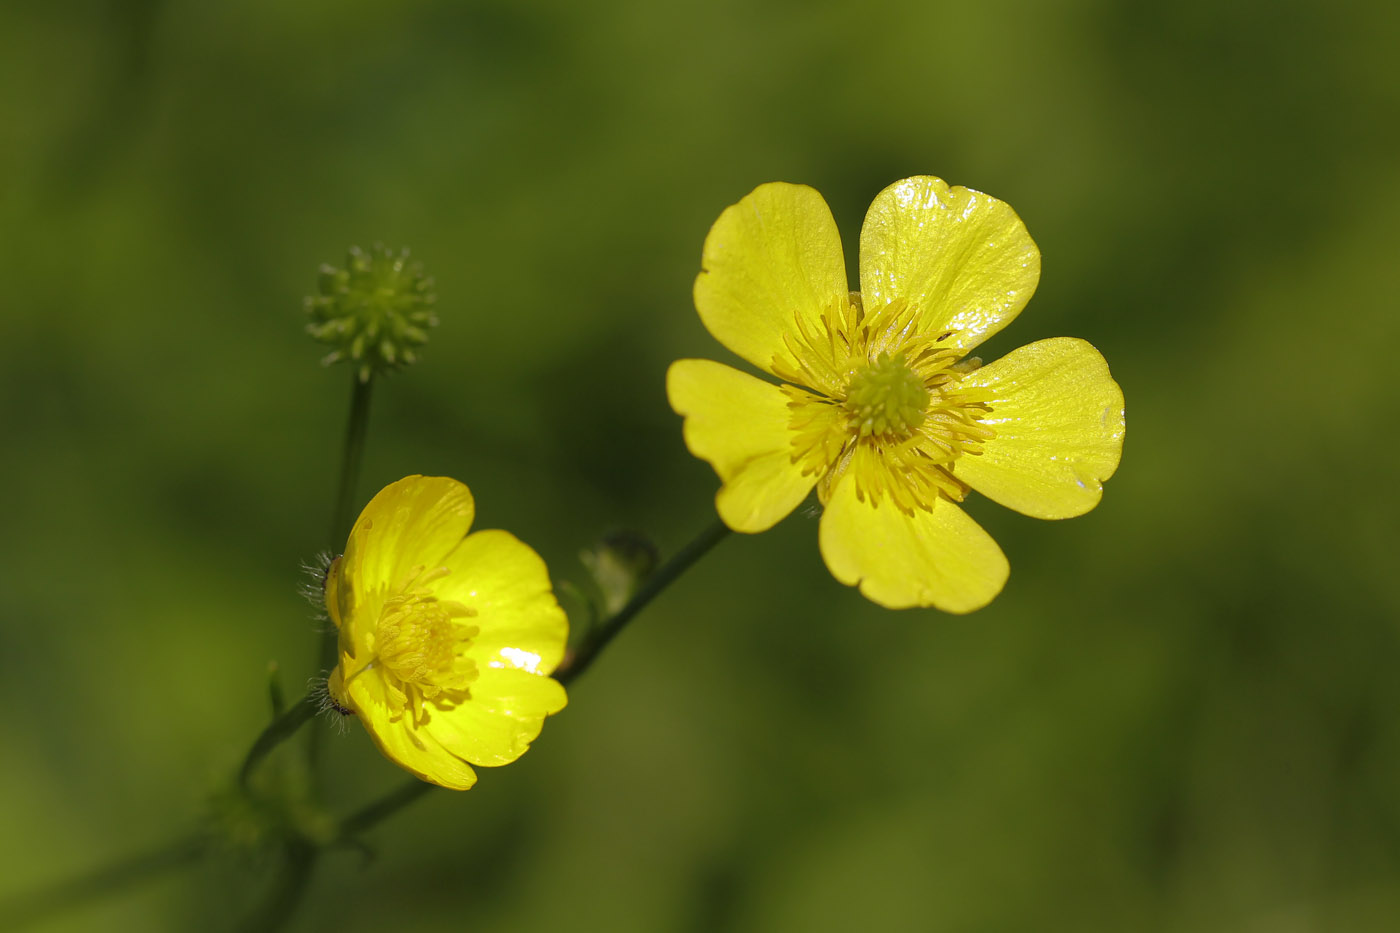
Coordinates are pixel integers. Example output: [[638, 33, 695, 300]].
[[372, 576, 479, 724], [777, 293, 998, 514]]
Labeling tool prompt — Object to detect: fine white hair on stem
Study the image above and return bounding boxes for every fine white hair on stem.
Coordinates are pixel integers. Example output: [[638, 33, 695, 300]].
[[309, 674, 354, 733], [298, 551, 336, 629]]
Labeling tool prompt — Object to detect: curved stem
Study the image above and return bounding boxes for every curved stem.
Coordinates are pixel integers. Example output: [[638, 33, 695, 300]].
[[338, 518, 733, 835], [240, 691, 317, 790], [339, 780, 436, 838], [556, 518, 731, 686], [0, 835, 206, 932]]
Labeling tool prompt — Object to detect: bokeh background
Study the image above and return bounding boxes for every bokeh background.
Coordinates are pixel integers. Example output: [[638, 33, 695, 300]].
[[3, 0, 1399, 930]]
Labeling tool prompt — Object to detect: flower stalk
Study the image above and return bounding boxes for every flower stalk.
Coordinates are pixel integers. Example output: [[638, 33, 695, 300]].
[[328, 374, 374, 548], [240, 691, 318, 790], [310, 373, 374, 779], [555, 518, 731, 685]]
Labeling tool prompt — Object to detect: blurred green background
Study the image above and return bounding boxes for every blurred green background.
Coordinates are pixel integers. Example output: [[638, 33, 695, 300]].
[[3, 0, 1399, 930]]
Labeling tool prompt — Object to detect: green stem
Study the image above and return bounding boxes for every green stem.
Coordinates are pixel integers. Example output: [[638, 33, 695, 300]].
[[556, 518, 731, 686], [328, 374, 374, 548], [311, 374, 375, 775], [339, 780, 436, 838], [240, 691, 317, 790], [0, 835, 206, 932], [337, 518, 733, 835], [235, 839, 318, 933], [267, 661, 285, 716]]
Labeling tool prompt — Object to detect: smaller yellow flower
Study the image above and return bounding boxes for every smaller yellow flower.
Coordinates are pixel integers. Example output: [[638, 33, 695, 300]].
[[669, 177, 1125, 612], [326, 475, 567, 789]]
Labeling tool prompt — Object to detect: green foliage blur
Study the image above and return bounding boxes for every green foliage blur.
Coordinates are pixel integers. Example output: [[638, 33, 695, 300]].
[[3, 0, 1398, 930]]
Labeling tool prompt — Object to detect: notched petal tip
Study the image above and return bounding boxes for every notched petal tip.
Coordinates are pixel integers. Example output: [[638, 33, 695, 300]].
[[692, 183, 848, 376], [957, 337, 1125, 520], [819, 480, 1009, 614], [859, 176, 1040, 354]]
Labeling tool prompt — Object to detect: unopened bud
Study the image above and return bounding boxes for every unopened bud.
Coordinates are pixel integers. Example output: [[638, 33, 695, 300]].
[[305, 245, 438, 382], [580, 530, 660, 616]]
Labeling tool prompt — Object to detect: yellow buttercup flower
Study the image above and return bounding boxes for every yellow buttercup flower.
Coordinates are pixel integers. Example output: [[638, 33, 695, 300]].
[[325, 475, 568, 789], [668, 177, 1125, 612]]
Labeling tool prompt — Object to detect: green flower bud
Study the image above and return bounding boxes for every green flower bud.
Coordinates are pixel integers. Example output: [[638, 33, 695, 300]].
[[580, 530, 660, 616], [305, 245, 438, 381]]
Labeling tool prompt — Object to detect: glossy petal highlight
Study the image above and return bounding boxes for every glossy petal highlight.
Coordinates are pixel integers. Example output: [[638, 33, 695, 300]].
[[859, 176, 1039, 354], [668, 358, 817, 532], [956, 338, 1125, 519], [818, 476, 1009, 613], [693, 182, 848, 376], [438, 529, 569, 676]]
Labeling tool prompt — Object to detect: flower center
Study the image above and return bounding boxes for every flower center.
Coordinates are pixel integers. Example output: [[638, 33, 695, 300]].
[[774, 293, 998, 514], [367, 580, 480, 725], [376, 593, 462, 683], [843, 352, 929, 440]]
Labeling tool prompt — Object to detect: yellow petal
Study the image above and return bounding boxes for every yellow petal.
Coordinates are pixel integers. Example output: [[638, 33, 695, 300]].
[[436, 529, 570, 676], [344, 475, 476, 593], [818, 476, 1008, 612], [956, 338, 1125, 519], [472, 667, 569, 719], [693, 182, 849, 376], [425, 668, 566, 768], [343, 673, 479, 790], [667, 358, 817, 532], [858, 176, 1039, 354]]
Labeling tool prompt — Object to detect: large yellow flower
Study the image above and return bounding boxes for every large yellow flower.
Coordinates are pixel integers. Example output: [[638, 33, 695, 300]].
[[325, 475, 567, 789], [668, 177, 1125, 612]]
